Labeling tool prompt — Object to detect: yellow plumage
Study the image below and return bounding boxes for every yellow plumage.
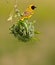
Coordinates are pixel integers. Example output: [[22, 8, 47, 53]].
[[21, 4, 36, 21]]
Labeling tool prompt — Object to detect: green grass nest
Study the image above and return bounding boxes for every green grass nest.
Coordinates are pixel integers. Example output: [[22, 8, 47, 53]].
[[10, 19, 38, 41]]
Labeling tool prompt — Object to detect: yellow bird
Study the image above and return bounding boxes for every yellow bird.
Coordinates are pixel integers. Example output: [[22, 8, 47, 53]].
[[21, 4, 36, 21]]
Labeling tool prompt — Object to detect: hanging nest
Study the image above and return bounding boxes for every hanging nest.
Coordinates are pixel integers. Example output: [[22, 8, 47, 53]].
[[10, 19, 35, 41], [8, 4, 39, 41]]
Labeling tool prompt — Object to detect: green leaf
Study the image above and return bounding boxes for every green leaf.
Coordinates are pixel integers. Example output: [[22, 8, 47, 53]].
[[34, 31, 40, 34]]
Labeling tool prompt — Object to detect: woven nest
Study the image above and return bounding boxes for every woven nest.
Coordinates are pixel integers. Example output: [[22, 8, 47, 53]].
[[10, 19, 34, 41]]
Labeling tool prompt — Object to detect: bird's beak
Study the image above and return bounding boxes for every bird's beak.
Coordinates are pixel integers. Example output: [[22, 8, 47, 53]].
[[34, 6, 36, 8]]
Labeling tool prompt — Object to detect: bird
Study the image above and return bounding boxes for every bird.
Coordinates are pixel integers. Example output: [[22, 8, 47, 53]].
[[20, 4, 36, 21]]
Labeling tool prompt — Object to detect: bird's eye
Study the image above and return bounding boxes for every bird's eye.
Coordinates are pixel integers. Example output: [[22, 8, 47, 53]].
[[31, 6, 36, 10]]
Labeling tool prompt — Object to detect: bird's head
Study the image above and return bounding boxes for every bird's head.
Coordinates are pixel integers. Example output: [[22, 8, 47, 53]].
[[31, 5, 36, 10], [29, 4, 36, 10]]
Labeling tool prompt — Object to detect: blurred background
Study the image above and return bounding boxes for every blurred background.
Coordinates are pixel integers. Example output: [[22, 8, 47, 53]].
[[0, 0, 55, 65]]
